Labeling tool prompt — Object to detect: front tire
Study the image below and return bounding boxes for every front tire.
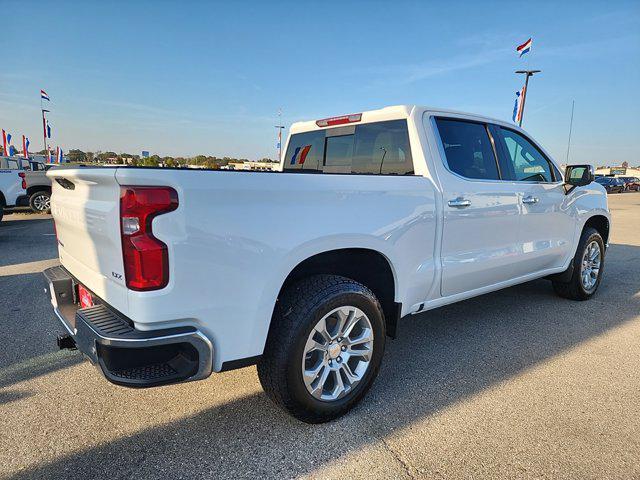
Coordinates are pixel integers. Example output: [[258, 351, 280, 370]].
[[29, 191, 51, 213], [552, 227, 605, 300], [257, 275, 386, 423]]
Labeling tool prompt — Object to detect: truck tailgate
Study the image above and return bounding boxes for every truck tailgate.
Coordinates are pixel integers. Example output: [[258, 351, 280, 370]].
[[48, 168, 128, 313]]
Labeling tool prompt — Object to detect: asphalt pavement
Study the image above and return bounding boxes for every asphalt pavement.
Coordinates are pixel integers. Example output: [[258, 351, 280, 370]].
[[1, 195, 639, 479]]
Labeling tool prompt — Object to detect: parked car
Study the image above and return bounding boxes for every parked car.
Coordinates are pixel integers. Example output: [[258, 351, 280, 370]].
[[43, 105, 610, 423], [595, 176, 625, 193], [15, 163, 54, 213], [0, 165, 26, 222], [619, 176, 640, 192]]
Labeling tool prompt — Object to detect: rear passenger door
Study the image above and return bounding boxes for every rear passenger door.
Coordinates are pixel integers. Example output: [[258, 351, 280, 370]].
[[433, 117, 521, 297], [491, 126, 574, 274]]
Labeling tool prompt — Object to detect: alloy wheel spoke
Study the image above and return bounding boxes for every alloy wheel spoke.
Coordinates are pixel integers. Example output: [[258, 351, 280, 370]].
[[349, 346, 372, 361], [304, 337, 326, 354], [335, 308, 353, 337], [347, 328, 373, 347], [303, 360, 325, 386], [314, 318, 333, 343], [341, 311, 360, 338], [340, 362, 359, 385], [310, 365, 330, 396], [333, 370, 346, 398]]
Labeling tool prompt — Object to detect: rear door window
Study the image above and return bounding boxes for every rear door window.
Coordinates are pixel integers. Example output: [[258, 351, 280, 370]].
[[283, 120, 413, 175], [434, 118, 500, 180], [353, 120, 413, 175]]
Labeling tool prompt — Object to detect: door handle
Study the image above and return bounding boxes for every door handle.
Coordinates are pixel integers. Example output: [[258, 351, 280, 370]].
[[448, 197, 471, 208], [522, 195, 539, 204]]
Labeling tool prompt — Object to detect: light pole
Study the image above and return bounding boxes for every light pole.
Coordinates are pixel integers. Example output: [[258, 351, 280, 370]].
[[41, 109, 49, 159], [515, 69, 541, 127], [275, 125, 285, 162]]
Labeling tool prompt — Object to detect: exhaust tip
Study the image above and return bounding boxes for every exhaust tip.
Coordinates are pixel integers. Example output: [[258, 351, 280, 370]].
[[57, 334, 77, 350]]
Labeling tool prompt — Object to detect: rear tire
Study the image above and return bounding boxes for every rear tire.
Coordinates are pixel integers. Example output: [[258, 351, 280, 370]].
[[257, 274, 386, 423], [552, 227, 605, 300], [29, 191, 51, 213]]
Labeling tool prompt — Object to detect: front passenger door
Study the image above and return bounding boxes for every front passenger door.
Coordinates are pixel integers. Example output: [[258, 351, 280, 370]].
[[492, 126, 574, 275]]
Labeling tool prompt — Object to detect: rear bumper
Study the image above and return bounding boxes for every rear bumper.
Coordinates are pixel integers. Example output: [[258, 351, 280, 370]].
[[43, 265, 213, 388]]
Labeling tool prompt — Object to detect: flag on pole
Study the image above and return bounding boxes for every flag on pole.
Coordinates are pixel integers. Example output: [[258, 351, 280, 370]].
[[46, 120, 51, 138], [6, 133, 12, 156], [22, 135, 30, 158], [516, 38, 532, 57], [56, 146, 63, 163], [2, 129, 7, 156], [41, 89, 50, 101], [512, 86, 527, 123]]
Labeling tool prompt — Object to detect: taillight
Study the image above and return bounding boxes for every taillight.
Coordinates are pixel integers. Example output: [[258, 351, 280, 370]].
[[18, 172, 26, 189], [120, 186, 178, 291], [315, 113, 362, 127]]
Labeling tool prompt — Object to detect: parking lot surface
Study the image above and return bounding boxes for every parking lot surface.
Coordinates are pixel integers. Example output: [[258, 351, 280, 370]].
[[1, 195, 639, 479]]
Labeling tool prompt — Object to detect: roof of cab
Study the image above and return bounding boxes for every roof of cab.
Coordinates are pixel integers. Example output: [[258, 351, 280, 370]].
[[288, 104, 510, 134], [289, 105, 413, 134]]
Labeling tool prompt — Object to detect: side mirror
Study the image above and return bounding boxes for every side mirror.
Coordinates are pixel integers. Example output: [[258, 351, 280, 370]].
[[564, 165, 594, 192]]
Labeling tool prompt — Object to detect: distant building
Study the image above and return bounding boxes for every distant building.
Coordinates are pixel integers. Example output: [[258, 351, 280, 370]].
[[595, 166, 640, 177], [224, 160, 278, 171]]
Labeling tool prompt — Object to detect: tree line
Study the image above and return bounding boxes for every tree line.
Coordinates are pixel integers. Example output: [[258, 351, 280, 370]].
[[34, 149, 277, 168]]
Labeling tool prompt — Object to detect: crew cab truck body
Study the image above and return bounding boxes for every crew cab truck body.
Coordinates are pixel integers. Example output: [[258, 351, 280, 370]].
[[44, 105, 609, 422]]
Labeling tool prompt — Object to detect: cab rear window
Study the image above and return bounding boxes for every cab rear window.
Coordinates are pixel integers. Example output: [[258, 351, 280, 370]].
[[283, 120, 414, 175]]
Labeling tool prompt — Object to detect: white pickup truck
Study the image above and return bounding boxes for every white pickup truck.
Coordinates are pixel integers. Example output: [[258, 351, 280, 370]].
[[44, 105, 609, 423], [0, 161, 27, 221]]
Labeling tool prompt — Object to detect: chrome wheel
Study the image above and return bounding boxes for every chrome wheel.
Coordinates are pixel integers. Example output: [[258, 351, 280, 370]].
[[581, 240, 601, 291], [302, 306, 374, 402], [33, 194, 50, 212]]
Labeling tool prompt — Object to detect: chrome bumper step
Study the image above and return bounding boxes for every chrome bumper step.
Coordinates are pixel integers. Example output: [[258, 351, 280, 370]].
[[43, 265, 213, 388]]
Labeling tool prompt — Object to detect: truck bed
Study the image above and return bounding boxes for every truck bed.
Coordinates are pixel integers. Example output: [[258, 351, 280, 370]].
[[48, 166, 438, 369]]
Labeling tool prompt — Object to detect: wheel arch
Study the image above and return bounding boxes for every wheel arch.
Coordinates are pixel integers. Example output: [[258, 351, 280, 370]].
[[583, 214, 610, 246], [26, 185, 52, 197], [275, 248, 401, 338]]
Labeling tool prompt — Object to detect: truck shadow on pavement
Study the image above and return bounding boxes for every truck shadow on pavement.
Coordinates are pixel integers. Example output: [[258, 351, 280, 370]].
[[0, 217, 57, 267], [10, 243, 640, 479]]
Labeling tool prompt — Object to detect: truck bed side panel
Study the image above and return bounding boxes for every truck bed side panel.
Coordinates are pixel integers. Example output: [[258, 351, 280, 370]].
[[114, 168, 438, 370]]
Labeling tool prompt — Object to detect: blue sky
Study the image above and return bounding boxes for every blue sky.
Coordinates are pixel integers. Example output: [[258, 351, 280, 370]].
[[2, 0, 639, 165]]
